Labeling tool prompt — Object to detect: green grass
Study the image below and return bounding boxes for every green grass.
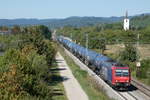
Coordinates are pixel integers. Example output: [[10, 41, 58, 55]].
[[52, 81, 68, 100], [50, 62, 68, 100], [56, 44, 112, 100]]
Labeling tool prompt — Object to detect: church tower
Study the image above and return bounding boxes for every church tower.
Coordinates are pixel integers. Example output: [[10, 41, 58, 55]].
[[123, 11, 130, 31]]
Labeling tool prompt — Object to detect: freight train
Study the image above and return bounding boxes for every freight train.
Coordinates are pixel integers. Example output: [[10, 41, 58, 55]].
[[57, 36, 131, 88]]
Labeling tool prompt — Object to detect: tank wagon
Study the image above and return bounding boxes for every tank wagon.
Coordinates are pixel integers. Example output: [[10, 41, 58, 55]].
[[57, 36, 131, 88]]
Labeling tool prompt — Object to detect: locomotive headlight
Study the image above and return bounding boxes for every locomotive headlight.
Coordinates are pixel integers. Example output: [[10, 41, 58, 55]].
[[116, 80, 118, 82], [126, 80, 129, 82]]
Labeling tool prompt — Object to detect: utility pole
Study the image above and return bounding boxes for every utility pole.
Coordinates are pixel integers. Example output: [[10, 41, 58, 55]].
[[100, 24, 106, 54], [85, 32, 89, 65], [52, 30, 56, 41], [85, 33, 88, 54], [70, 33, 73, 52], [70, 32, 73, 41], [136, 31, 141, 77]]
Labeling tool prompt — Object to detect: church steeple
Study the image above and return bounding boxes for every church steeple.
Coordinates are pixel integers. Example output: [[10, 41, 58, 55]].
[[125, 11, 128, 19], [123, 11, 130, 31]]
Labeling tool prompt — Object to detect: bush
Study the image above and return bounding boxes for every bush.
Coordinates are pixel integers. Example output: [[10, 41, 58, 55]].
[[0, 25, 56, 99], [0, 46, 53, 100], [138, 59, 150, 79]]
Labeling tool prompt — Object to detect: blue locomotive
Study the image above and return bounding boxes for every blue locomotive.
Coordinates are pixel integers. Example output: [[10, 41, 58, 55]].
[[57, 36, 131, 88]]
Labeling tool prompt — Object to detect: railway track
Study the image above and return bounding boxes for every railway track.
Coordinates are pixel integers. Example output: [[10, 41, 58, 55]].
[[60, 45, 150, 100], [131, 79, 150, 97], [117, 91, 138, 100], [117, 78, 150, 100]]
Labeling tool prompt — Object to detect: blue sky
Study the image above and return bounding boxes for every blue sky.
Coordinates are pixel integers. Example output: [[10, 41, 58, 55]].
[[0, 0, 150, 19]]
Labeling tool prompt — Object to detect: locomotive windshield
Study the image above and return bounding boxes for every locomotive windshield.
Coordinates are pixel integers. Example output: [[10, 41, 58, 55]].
[[115, 69, 129, 77]]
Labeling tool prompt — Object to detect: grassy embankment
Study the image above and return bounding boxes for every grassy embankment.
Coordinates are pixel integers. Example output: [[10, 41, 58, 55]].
[[56, 43, 113, 100]]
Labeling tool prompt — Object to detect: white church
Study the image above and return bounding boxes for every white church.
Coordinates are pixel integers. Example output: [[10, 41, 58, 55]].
[[123, 11, 130, 31]]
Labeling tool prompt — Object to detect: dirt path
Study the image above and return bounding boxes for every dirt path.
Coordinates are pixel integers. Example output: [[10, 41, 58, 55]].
[[56, 52, 89, 100]]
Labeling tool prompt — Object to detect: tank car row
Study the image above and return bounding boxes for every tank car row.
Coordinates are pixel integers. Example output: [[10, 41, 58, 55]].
[[57, 36, 131, 88]]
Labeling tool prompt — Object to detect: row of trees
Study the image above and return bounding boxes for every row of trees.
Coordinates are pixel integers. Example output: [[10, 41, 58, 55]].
[[58, 25, 150, 46], [0, 25, 56, 99], [57, 25, 150, 58], [0, 25, 51, 37], [0, 25, 51, 51], [0, 25, 21, 34]]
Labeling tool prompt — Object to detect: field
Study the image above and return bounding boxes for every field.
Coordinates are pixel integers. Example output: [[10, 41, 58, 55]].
[[105, 44, 150, 60]]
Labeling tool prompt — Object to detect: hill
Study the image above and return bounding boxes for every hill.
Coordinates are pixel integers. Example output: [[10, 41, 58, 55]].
[[0, 16, 124, 28], [130, 14, 150, 28], [0, 13, 150, 28], [45, 16, 124, 28]]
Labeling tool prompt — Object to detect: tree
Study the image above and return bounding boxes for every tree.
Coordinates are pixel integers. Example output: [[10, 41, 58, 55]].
[[19, 26, 56, 65], [98, 38, 106, 54], [0, 26, 9, 31], [0, 47, 53, 100], [37, 25, 51, 39], [119, 44, 137, 62], [11, 25, 21, 34]]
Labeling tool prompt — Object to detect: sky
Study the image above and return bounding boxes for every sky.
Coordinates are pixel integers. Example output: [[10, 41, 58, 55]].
[[0, 0, 150, 19]]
